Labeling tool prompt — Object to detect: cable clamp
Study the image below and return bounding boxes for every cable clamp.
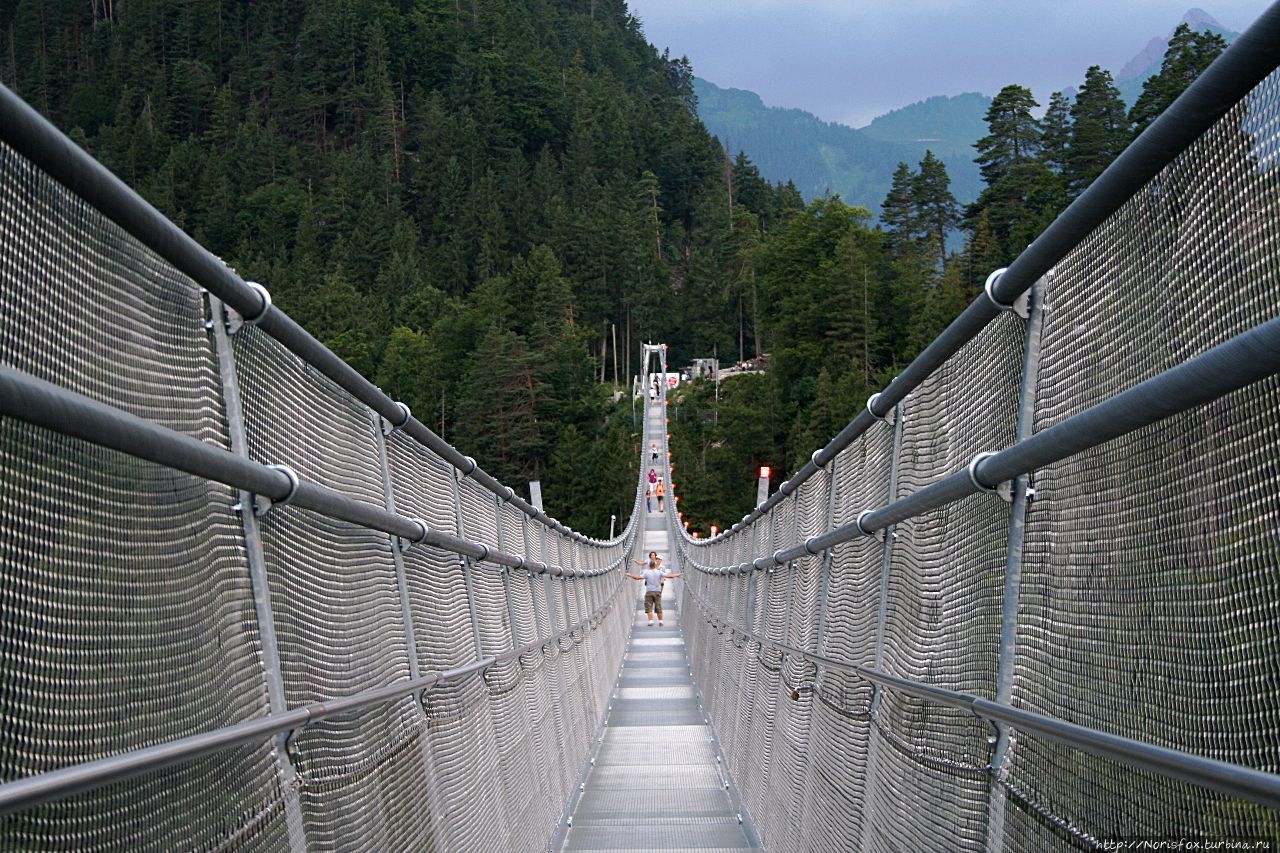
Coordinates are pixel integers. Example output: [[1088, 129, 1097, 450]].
[[967, 452, 1006, 498], [460, 456, 478, 478], [382, 402, 412, 435], [984, 268, 1012, 310], [252, 464, 299, 516], [855, 507, 875, 535], [242, 281, 273, 326], [399, 518, 429, 552], [866, 393, 896, 425], [803, 537, 822, 556], [474, 544, 490, 563], [984, 269, 1031, 319]]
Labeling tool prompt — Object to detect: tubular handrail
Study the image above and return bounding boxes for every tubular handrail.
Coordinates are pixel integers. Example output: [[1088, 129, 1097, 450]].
[[0, 582, 628, 816], [703, 0, 1280, 542], [677, 313, 1280, 573], [0, 81, 615, 547], [0, 364, 622, 576], [681, 588, 1280, 811]]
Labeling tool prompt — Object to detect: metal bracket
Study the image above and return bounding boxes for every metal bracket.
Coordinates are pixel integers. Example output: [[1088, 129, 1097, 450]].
[[241, 281, 273, 326], [968, 452, 1010, 501], [856, 509, 876, 536], [380, 402, 412, 436], [399, 518, 429, 552], [218, 282, 272, 335], [857, 509, 888, 542], [865, 393, 895, 425], [984, 268, 1031, 319], [239, 464, 299, 517], [1010, 289, 1031, 320]]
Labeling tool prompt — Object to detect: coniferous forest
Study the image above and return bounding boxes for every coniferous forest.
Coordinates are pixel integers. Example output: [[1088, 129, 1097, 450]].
[[0, 2, 1224, 536]]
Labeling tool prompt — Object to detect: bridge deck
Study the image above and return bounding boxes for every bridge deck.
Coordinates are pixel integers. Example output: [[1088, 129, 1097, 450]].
[[561, 402, 756, 851]]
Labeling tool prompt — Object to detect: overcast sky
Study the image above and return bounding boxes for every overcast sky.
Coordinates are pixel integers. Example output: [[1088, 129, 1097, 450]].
[[626, 1, 1274, 127]]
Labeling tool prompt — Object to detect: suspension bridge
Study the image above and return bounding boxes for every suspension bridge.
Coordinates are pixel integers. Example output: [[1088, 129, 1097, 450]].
[[2, 7, 1280, 851]]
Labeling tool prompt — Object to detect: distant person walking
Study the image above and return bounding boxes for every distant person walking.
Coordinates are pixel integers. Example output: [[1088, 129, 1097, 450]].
[[655, 479, 666, 512], [645, 487, 653, 513], [628, 552, 682, 626], [648, 468, 657, 486], [650, 442, 658, 462]]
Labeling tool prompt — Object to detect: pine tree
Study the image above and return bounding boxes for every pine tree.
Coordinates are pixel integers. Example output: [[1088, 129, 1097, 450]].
[[1039, 91, 1072, 177], [1067, 66, 1130, 194], [912, 151, 959, 270], [822, 229, 876, 384], [1130, 23, 1228, 134], [974, 85, 1042, 185], [454, 323, 542, 482], [1037, 90, 1072, 212], [881, 162, 917, 251], [968, 85, 1055, 262]]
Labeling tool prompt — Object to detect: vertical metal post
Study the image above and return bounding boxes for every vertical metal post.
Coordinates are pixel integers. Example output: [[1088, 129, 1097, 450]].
[[370, 408, 445, 829], [984, 276, 1046, 853], [371, 411, 425, 681], [759, 512, 776, 638], [207, 296, 307, 853], [561, 534, 575, 626], [541, 523, 560, 636], [869, 403, 904, 714], [521, 515, 544, 643], [450, 469, 484, 660], [495, 496, 519, 653], [813, 455, 840, 655], [732, 563, 742, 630]]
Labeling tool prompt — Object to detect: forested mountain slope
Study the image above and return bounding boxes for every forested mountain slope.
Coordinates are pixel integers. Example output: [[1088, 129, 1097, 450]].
[[2, 1, 1219, 536], [0, 0, 740, 533]]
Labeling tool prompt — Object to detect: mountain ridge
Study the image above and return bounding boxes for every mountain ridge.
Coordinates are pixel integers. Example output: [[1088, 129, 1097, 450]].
[[694, 7, 1240, 216], [695, 78, 986, 214]]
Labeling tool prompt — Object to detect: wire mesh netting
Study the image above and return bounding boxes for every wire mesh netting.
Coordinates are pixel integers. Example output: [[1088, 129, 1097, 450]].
[[677, 65, 1280, 852], [1003, 69, 1280, 849], [0, 140, 287, 850], [0, 130, 642, 851], [5, 33, 1280, 853]]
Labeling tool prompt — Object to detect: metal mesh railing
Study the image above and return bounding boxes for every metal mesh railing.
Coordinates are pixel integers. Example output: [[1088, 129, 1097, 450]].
[[0, 84, 647, 851], [673, 11, 1280, 851], [5, 6, 1280, 852]]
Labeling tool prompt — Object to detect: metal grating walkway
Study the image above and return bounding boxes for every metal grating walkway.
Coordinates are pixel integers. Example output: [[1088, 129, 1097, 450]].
[[561, 503, 758, 851]]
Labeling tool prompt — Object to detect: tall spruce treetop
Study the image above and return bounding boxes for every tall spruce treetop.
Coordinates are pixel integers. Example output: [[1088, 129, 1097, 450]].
[[881, 162, 917, 246], [912, 151, 959, 269], [1130, 23, 1228, 133], [974, 85, 1042, 186], [1039, 91, 1072, 176], [1067, 66, 1130, 194], [967, 86, 1056, 263]]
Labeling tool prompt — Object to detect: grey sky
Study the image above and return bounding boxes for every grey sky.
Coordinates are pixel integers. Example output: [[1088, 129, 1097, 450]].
[[627, 1, 1274, 127]]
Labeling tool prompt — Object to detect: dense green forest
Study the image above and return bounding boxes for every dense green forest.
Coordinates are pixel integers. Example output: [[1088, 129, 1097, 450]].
[[0, 2, 1225, 537], [667, 23, 1227, 535]]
